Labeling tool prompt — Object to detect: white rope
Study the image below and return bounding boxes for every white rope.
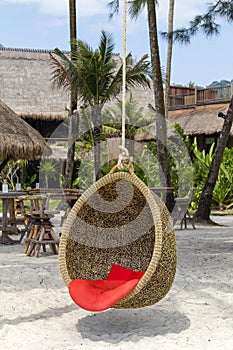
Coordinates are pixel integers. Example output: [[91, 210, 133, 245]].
[[121, 0, 127, 149], [113, 0, 132, 172]]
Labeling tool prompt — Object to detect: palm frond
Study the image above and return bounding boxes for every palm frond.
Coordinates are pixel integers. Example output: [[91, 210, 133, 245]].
[[128, 0, 147, 19], [49, 49, 78, 90], [107, 0, 120, 18], [125, 53, 151, 89]]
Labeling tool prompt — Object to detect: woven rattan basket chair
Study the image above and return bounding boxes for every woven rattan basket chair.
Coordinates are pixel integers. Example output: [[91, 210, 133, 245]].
[[58, 170, 176, 310]]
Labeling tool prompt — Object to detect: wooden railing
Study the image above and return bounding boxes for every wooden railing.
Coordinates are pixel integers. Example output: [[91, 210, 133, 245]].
[[197, 85, 232, 103], [169, 83, 233, 110]]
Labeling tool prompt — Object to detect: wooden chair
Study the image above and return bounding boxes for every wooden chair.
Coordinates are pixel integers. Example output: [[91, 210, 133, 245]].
[[174, 189, 196, 230]]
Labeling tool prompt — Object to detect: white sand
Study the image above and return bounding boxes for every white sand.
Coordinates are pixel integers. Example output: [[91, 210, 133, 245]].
[[0, 215, 233, 350]]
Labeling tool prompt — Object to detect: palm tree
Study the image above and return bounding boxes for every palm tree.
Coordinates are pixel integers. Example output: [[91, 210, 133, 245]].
[[63, 0, 78, 189], [108, 0, 175, 211], [39, 160, 57, 188], [69, 0, 78, 114], [164, 0, 175, 119], [50, 30, 151, 179], [103, 92, 154, 154], [170, 0, 233, 223]]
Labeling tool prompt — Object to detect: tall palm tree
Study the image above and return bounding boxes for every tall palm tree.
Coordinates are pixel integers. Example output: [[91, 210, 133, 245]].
[[50, 30, 151, 179], [164, 0, 175, 119], [108, 0, 175, 211], [63, 0, 78, 189], [69, 0, 78, 114]]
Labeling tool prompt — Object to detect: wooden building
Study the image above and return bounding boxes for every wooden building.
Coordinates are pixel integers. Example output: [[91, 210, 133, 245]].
[[0, 48, 69, 138], [0, 47, 233, 150]]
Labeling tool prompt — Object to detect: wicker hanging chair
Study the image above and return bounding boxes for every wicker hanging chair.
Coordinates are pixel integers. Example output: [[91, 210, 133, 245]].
[[59, 0, 176, 311], [58, 168, 176, 311]]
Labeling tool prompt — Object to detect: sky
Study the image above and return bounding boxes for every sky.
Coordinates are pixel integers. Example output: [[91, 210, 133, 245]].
[[0, 0, 232, 87]]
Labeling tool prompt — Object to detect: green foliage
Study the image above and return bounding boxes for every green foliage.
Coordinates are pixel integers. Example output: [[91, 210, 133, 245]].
[[1, 160, 19, 189], [192, 138, 233, 210], [72, 158, 94, 190], [39, 161, 57, 188], [212, 148, 233, 210], [24, 173, 37, 190], [192, 138, 213, 209], [173, 123, 193, 153], [167, 1, 233, 44], [103, 92, 154, 132], [169, 124, 194, 197], [135, 143, 160, 187], [212, 176, 232, 210], [50, 30, 151, 178], [0, 159, 37, 190], [50, 30, 151, 107]]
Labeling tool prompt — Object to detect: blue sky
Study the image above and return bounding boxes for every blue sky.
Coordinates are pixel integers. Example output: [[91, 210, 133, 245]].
[[0, 0, 232, 87]]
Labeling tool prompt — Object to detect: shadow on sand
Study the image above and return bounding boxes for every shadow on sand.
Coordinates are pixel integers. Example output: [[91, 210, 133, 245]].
[[77, 306, 190, 344]]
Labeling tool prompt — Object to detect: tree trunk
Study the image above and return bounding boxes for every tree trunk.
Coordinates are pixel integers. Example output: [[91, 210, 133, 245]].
[[92, 105, 103, 180], [193, 96, 233, 223], [64, 0, 78, 189], [147, 0, 174, 212], [69, 0, 78, 114], [63, 113, 78, 189], [164, 0, 175, 119]]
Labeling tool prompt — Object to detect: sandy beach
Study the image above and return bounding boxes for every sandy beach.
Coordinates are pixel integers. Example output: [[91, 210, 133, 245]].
[[0, 215, 233, 350]]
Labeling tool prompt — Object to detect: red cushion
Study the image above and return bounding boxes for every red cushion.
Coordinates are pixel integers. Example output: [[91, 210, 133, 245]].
[[69, 278, 140, 311], [107, 264, 145, 281], [69, 265, 145, 312]]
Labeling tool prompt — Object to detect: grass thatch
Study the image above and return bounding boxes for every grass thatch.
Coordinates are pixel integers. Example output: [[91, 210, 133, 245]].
[[135, 102, 233, 141], [0, 99, 50, 160]]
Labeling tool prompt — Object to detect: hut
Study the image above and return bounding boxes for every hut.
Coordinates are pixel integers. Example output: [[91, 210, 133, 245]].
[[0, 48, 70, 139], [0, 99, 50, 164], [168, 102, 233, 150], [0, 97, 51, 187], [135, 101, 233, 151]]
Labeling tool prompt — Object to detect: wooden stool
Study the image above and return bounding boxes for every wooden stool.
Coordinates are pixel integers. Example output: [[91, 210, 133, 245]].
[[18, 194, 60, 256], [26, 215, 59, 257]]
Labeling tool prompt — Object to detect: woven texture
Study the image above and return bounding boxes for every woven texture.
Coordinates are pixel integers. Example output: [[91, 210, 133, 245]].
[[58, 171, 176, 309], [0, 99, 50, 160]]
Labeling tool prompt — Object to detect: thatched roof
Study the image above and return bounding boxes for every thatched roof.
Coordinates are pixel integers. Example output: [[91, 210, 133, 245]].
[[1, 47, 231, 141], [135, 102, 233, 141], [0, 48, 153, 122], [168, 102, 233, 136], [0, 99, 50, 160], [0, 48, 69, 121]]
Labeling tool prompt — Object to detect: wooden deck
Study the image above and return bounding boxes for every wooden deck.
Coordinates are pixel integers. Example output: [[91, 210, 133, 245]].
[[169, 83, 233, 110]]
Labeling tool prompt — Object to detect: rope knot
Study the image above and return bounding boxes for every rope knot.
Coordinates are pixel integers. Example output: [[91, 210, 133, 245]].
[[110, 146, 134, 174]]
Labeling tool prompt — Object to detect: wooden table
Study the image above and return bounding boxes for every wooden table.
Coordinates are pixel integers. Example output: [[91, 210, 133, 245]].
[[150, 187, 174, 194], [150, 186, 174, 201], [28, 189, 83, 225], [0, 191, 27, 244], [29, 188, 83, 205]]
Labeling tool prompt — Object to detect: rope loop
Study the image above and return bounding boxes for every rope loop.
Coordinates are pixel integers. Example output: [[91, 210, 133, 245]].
[[110, 146, 134, 174]]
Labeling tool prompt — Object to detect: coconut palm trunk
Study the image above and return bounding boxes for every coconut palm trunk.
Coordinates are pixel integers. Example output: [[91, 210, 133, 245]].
[[63, 0, 79, 189], [92, 105, 103, 179], [164, 0, 175, 119], [147, 0, 174, 211]]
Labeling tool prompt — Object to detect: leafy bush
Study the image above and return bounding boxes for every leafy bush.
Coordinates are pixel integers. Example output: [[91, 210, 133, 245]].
[[192, 138, 233, 210]]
